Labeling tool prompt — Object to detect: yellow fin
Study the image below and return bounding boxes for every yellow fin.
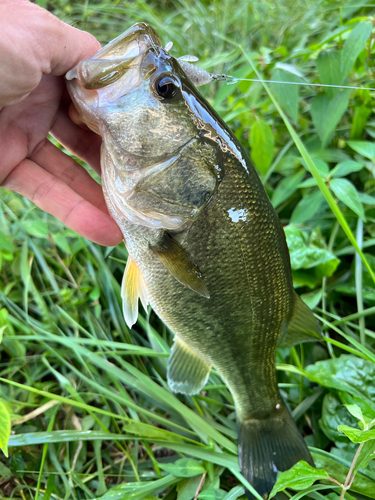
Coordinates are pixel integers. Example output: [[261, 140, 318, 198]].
[[150, 233, 209, 298], [279, 293, 322, 348], [168, 337, 211, 395], [121, 256, 148, 328]]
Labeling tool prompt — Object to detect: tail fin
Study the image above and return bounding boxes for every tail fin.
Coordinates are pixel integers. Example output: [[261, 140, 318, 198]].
[[238, 403, 313, 499]]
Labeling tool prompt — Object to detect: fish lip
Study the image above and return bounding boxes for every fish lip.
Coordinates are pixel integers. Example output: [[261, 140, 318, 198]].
[[65, 22, 162, 88], [65, 67, 78, 81]]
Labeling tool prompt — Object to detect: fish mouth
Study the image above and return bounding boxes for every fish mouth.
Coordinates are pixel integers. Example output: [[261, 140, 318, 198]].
[[66, 23, 162, 90]]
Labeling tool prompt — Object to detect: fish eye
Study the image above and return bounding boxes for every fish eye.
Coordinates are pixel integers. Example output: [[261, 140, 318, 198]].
[[154, 75, 179, 99]]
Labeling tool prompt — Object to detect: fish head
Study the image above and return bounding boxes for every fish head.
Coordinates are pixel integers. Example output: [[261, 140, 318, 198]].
[[66, 22, 198, 158], [66, 23, 228, 231]]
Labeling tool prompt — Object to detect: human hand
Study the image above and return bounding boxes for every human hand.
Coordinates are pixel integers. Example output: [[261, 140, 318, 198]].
[[0, 0, 123, 246]]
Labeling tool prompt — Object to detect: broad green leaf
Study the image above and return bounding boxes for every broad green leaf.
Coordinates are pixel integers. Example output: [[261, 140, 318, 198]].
[[199, 486, 227, 500], [299, 178, 318, 188], [340, 393, 375, 426], [319, 394, 357, 443], [0, 462, 11, 479], [350, 105, 372, 139], [353, 440, 375, 474], [306, 355, 375, 409], [52, 234, 71, 253], [291, 190, 325, 224], [359, 193, 375, 206], [271, 170, 305, 208], [300, 289, 322, 309], [177, 476, 203, 500], [274, 62, 304, 79], [250, 118, 275, 175], [290, 485, 343, 500], [341, 22, 372, 81], [300, 158, 329, 177], [23, 220, 49, 238], [285, 225, 339, 287], [316, 50, 342, 97], [330, 161, 364, 178], [0, 232, 13, 253], [344, 404, 365, 427], [312, 448, 375, 497], [330, 178, 365, 221], [0, 398, 10, 457], [271, 68, 300, 121], [311, 90, 351, 147], [269, 461, 329, 497], [347, 141, 375, 161], [338, 426, 375, 443], [159, 459, 205, 478]]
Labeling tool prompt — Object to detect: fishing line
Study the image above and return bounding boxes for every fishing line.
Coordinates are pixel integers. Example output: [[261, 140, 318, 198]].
[[211, 74, 375, 91], [170, 42, 375, 91]]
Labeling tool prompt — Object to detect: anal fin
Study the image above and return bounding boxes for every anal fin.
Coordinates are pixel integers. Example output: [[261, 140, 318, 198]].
[[121, 256, 148, 329], [168, 337, 211, 395], [150, 232, 209, 298], [279, 293, 322, 348]]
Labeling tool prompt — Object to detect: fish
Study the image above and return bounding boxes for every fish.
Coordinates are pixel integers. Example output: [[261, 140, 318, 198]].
[[66, 23, 321, 498]]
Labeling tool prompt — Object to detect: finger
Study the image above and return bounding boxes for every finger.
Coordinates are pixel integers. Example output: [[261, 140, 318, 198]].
[[3, 158, 122, 247], [68, 103, 88, 129], [50, 103, 102, 174], [0, 2, 101, 107], [31, 139, 104, 206], [47, 19, 102, 76], [25, 2, 102, 76]]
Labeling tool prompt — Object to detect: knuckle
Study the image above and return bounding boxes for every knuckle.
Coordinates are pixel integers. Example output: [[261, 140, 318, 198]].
[[31, 176, 59, 206]]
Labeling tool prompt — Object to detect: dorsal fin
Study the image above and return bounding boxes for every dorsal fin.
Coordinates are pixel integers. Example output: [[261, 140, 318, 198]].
[[168, 337, 211, 395], [279, 293, 322, 348], [121, 256, 148, 328], [150, 233, 209, 298]]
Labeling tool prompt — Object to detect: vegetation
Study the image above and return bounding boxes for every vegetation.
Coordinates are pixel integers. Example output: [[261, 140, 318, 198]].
[[1, 0, 375, 498]]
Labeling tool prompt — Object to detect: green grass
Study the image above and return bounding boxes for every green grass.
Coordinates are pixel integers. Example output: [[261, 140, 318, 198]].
[[1, 0, 375, 499]]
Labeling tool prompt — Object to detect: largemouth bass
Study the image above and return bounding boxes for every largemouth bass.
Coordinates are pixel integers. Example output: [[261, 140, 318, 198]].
[[66, 23, 321, 498]]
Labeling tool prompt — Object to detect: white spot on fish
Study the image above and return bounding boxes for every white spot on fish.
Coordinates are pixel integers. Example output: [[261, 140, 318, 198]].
[[228, 208, 248, 222], [276, 403, 281, 410]]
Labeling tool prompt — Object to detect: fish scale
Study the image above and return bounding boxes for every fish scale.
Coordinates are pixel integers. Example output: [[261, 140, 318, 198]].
[[66, 22, 322, 499]]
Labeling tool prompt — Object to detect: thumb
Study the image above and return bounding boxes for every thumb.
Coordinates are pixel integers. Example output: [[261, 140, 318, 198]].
[[0, 0, 101, 107], [33, 5, 102, 76]]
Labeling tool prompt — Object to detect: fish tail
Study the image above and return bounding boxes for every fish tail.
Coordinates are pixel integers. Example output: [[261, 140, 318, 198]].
[[238, 403, 313, 499]]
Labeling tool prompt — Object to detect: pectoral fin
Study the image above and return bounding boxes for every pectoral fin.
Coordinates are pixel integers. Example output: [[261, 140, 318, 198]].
[[168, 337, 211, 395], [121, 256, 148, 328], [150, 233, 209, 298], [279, 293, 322, 348]]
